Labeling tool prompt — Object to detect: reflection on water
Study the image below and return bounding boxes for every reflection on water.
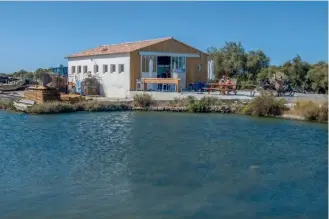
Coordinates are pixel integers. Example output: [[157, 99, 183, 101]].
[[0, 111, 327, 219]]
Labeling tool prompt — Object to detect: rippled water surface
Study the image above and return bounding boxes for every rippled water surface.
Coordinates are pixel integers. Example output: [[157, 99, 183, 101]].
[[0, 111, 327, 219]]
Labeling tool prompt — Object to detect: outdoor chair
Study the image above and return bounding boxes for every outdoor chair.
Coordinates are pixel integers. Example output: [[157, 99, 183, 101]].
[[226, 78, 237, 95], [136, 79, 143, 91]]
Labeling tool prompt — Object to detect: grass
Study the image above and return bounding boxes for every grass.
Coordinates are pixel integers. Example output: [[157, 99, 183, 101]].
[[168, 96, 197, 107], [169, 96, 234, 113], [1, 95, 247, 114], [75, 100, 131, 112], [187, 97, 216, 113], [0, 99, 16, 111], [2, 92, 326, 123], [24, 100, 131, 114], [243, 91, 288, 117], [289, 100, 328, 122], [26, 101, 77, 114]]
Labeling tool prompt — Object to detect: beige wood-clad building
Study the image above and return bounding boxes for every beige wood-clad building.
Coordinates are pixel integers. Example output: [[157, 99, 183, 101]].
[[67, 37, 209, 98]]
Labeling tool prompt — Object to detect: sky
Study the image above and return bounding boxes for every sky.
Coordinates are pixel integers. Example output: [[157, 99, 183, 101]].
[[0, 1, 327, 73]]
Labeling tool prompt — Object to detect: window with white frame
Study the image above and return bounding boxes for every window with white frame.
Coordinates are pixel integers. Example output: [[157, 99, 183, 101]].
[[94, 64, 99, 73], [77, 66, 81, 73], [83, 65, 88, 73], [103, 64, 108, 73], [110, 64, 116, 73], [119, 64, 124, 73], [71, 66, 76, 74]]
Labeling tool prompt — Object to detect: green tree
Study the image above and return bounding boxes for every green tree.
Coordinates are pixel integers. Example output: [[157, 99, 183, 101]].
[[12, 69, 29, 78], [207, 42, 247, 79], [246, 50, 270, 80], [257, 66, 281, 82], [34, 68, 51, 79], [282, 55, 310, 88], [306, 61, 328, 93], [24, 72, 34, 80]]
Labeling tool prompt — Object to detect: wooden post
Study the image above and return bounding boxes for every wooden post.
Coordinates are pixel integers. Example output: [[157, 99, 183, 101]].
[[176, 80, 181, 92]]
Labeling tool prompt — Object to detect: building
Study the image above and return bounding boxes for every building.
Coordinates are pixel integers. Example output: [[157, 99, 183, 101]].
[[66, 37, 208, 98]]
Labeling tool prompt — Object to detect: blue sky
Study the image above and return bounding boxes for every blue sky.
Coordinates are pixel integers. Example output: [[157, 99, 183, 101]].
[[0, 1, 327, 73]]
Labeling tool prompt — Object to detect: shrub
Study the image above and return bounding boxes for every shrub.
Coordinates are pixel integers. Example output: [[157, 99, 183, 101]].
[[200, 96, 223, 106], [133, 93, 154, 107], [26, 101, 76, 114], [318, 101, 328, 122], [243, 91, 287, 116], [169, 96, 196, 107], [187, 97, 216, 113], [0, 99, 15, 111], [293, 100, 328, 122], [75, 100, 130, 112]]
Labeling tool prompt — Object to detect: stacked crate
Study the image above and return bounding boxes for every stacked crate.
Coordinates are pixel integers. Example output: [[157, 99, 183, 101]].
[[24, 86, 60, 104], [82, 77, 99, 96], [60, 93, 84, 104]]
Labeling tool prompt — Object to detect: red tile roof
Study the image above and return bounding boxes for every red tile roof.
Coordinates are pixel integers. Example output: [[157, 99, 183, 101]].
[[67, 37, 173, 58]]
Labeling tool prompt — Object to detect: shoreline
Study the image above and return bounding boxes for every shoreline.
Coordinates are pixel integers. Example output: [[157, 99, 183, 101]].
[[0, 99, 326, 124], [0, 92, 327, 123]]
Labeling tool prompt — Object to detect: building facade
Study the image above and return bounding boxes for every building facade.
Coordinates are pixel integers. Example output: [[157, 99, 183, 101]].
[[66, 37, 208, 98]]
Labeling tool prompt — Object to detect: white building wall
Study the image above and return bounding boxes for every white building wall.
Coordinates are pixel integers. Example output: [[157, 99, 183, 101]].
[[67, 53, 130, 98]]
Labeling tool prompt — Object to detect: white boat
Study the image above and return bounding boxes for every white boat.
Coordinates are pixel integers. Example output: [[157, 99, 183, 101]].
[[13, 99, 35, 111]]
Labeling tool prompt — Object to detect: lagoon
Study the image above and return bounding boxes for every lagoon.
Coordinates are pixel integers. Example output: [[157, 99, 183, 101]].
[[0, 111, 327, 219]]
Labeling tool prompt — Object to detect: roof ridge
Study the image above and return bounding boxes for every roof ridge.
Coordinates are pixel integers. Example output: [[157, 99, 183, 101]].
[[99, 36, 172, 47]]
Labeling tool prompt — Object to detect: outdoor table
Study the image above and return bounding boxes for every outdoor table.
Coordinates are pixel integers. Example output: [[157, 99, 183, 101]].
[[204, 82, 237, 95], [140, 78, 181, 92]]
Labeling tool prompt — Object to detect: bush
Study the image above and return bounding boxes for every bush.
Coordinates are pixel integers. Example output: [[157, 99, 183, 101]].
[[318, 102, 328, 122], [200, 96, 223, 106], [293, 100, 328, 122], [26, 101, 77, 114], [187, 97, 218, 113], [243, 91, 287, 116], [75, 100, 130, 112], [169, 96, 196, 107], [133, 93, 154, 107], [0, 99, 15, 111]]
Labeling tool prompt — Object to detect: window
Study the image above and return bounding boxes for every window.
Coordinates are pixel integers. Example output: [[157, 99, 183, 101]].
[[171, 56, 186, 73], [141, 55, 156, 73], [110, 64, 116, 73], [103, 64, 108, 73], [83, 65, 88, 73], [77, 66, 81, 73], [71, 66, 76, 74], [119, 64, 124, 73], [94, 65, 99, 73]]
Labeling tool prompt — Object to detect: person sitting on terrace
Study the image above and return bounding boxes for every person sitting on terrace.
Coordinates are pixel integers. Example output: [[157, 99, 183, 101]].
[[220, 76, 225, 84], [226, 77, 232, 85]]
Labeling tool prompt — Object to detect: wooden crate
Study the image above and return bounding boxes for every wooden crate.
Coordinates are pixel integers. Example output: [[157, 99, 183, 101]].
[[60, 94, 84, 104], [84, 86, 98, 96], [24, 87, 60, 104]]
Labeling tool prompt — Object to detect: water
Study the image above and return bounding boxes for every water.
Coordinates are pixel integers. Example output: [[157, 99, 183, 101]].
[[0, 111, 327, 219]]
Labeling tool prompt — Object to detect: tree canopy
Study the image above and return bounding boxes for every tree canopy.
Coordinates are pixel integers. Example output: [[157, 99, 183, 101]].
[[207, 42, 328, 93]]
